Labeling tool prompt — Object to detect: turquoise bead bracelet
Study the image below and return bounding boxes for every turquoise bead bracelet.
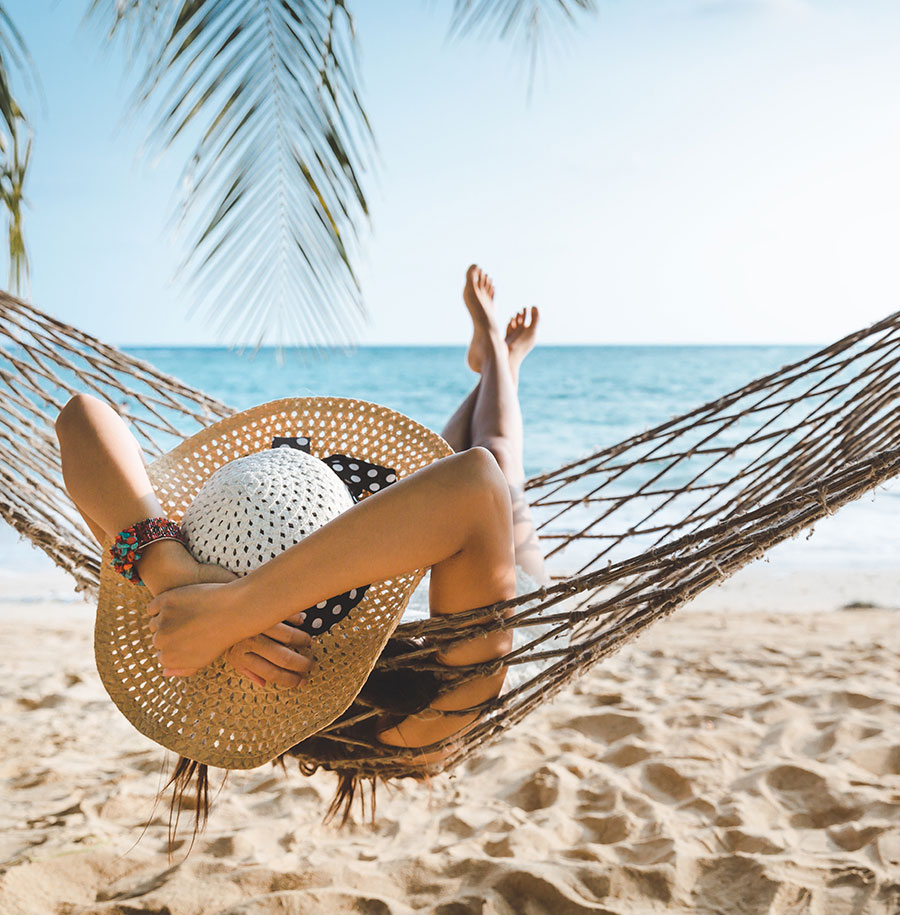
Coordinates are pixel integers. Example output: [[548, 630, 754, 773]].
[[109, 517, 188, 586]]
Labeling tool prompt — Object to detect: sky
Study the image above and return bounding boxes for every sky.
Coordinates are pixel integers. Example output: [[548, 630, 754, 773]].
[[6, 0, 900, 346]]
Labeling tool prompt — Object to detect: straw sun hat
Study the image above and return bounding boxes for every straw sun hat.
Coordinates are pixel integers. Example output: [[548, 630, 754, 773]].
[[95, 396, 452, 770]]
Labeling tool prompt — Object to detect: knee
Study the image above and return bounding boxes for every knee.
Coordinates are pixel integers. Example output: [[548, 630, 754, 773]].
[[459, 447, 509, 503], [456, 447, 513, 535], [55, 392, 104, 442], [474, 437, 519, 481]]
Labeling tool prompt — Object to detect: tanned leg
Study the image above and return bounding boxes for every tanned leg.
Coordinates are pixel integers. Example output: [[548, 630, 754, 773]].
[[440, 382, 478, 452], [442, 278, 540, 460], [459, 265, 548, 586]]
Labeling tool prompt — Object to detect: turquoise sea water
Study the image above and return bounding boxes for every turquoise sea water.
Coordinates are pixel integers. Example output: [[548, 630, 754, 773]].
[[126, 344, 812, 481], [4, 342, 899, 578]]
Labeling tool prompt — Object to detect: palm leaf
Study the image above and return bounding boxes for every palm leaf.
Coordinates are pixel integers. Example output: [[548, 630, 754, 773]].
[[83, 1, 173, 68], [447, 0, 597, 95], [0, 122, 32, 296], [0, 4, 39, 296], [89, 0, 373, 349], [0, 4, 38, 142]]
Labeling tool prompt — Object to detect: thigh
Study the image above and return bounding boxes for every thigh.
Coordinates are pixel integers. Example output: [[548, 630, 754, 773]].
[[428, 484, 516, 666], [375, 478, 516, 756]]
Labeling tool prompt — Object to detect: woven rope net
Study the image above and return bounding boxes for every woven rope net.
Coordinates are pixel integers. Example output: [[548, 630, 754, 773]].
[[3, 290, 900, 780]]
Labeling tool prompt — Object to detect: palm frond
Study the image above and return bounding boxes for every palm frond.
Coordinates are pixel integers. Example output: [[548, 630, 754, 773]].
[[0, 121, 32, 297], [447, 0, 597, 96], [83, 0, 174, 64], [89, 0, 374, 349], [0, 4, 38, 297], [0, 4, 39, 141]]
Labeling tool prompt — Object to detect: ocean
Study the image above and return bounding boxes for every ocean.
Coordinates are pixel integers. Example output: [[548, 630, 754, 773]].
[[3, 343, 898, 580]]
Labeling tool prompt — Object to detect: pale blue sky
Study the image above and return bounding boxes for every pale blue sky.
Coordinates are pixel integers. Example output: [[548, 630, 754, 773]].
[[7, 0, 900, 345]]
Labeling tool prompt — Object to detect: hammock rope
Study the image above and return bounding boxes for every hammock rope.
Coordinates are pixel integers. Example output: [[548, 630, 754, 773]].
[[2, 289, 899, 780]]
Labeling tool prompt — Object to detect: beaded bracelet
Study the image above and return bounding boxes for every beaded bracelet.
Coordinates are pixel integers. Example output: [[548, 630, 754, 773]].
[[109, 517, 188, 586]]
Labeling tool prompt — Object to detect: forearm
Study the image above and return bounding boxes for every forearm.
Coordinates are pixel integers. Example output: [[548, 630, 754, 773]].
[[220, 452, 481, 641]]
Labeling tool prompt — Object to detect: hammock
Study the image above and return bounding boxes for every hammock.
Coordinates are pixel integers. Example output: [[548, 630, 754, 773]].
[[3, 289, 900, 781]]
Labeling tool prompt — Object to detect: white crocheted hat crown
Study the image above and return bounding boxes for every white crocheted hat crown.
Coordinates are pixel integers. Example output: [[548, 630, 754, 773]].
[[181, 447, 354, 575]]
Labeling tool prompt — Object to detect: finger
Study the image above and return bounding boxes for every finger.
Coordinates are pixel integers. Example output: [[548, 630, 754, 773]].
[[147, 617, 159, 634], [233, 665, 266, 688], [231, 639, 312, 679], [146, 598, 161, 617], [264, 622, 313, 649], [254, 640, 314, 675], [243, 653, 306, 688], [281, 611, 308, 628]]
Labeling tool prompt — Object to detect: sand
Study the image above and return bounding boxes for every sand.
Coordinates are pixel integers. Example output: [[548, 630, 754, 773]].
[[2, 570, 900, 914]]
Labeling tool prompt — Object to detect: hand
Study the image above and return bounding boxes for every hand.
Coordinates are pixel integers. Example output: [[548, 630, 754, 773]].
[[146, 580, 247, 676], [137, 539, 237, 597], [224, 612, 315, 688]]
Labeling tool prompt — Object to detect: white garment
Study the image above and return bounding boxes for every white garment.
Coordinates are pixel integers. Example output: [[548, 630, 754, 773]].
[[403, 564, 568, 695]]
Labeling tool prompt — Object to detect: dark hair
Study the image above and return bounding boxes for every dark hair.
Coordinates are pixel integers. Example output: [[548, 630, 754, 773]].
[[162, 636, 445, 852]]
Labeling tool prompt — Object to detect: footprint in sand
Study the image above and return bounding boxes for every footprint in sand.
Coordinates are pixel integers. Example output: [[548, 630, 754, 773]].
[[576, 784, 619, 814], [746, 697, 794, 724], [589, 692, 624, 706], [830, 689, 883, 710], [506, 763, 573, 812], [492, 867, 612, 914], [804, 719, 883, 758], [601, 741, 652, 769], [440, 805, 498, 838], [579, 812, 632, 844], [722, 828, 785, 855], [640, 763, 694, 804], [849, 744, 900, 777], [827, 823, 885, 852], [692, 857, 781, 912], [614, 837, 676, 867], [565, 712, 646, 743], [764, 765, 862, 829]]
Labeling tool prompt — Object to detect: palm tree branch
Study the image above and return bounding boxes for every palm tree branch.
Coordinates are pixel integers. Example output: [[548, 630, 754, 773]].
[[90, 0, 373, 348]]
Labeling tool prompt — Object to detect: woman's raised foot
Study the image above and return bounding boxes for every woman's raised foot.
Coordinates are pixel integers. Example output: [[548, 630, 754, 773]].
[[463, 263, 501, 373], [505, 305, 539, 382]]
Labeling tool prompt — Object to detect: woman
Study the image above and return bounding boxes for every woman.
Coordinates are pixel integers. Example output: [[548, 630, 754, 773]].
[[55, 263, 543, 819]]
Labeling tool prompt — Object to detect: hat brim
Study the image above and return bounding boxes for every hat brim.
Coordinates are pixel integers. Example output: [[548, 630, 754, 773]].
[[94, 396, 453, 769]]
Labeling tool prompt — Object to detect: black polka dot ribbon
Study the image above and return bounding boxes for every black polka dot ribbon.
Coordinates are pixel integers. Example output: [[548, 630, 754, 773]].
[[270, 435, 399, 635]]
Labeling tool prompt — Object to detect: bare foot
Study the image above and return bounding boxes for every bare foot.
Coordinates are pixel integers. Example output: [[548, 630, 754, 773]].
[[463, 263, 500, 373], [505, 305, 540, 384]]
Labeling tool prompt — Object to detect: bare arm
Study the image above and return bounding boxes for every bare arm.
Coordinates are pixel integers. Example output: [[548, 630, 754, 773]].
[[146, 447, 510, 675]]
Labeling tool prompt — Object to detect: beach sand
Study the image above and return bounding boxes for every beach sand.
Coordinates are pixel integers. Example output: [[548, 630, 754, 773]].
[[2, 569, 900, 914]]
